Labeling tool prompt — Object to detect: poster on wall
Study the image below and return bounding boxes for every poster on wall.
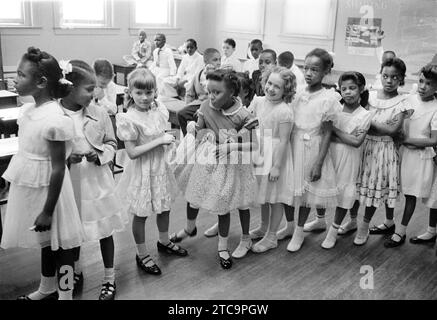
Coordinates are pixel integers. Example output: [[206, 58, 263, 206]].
[[345, 17, 384, 56]]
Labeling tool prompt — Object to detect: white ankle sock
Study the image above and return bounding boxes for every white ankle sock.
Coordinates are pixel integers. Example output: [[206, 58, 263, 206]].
[[321, 225, 339, 249], [396, 224, 407, 236], [28, 275, 56, 300], [287, 226, 305, 252], [418, 226, 437, 240], [136, 243, 148, 259], [218, 235, 228, 252], [159, 232, 170, 245], [383, 219, 394, 227], [103, 268, 115, 284]]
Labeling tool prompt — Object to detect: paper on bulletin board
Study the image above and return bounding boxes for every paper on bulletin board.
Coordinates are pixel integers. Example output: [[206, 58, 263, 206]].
[[345, 17, 383, 56]]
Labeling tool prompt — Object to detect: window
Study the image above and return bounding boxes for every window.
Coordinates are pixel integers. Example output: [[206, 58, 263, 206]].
[[55, 0, 113, 28], [282, 0, 337, 39], [222, 0, 265, 34], [132, 0, 175, 28], [0, 0, 33, 27]]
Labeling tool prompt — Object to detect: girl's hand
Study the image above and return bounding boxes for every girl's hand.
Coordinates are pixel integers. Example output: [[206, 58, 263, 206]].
[[69, 153, 83, 164], [309, 163, 322, 182], [85, 150, 99, 163], [160, 133, 176, 145], [268, 166, 280, 182], [33, 211, 53, 232], [215, 143, 234, 159]]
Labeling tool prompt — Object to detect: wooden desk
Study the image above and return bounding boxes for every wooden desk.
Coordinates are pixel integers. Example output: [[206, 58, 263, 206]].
[[0, 107, 19, 121], [113, 64, 135, 86], [0, 107, 19, 137], [0, 136, 18, 159], [0, 90, 18, 109]]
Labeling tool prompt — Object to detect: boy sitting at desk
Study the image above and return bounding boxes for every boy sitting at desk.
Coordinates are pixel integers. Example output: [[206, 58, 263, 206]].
[[176, 48, 221, 135]]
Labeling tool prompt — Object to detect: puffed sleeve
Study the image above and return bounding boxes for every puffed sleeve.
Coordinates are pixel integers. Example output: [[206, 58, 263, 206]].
[[277, 103, 294, 124], [321, 95, 342, 122], [156, 100, 170, 121], [431, 110, 437, 131], [247, 96, 262, 116], [42, 115, 74, 141], [116, 113, 138, 141], [360, 110, 373, 132]]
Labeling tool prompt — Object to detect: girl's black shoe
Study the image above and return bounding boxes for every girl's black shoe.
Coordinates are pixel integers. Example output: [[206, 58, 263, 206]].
[[135, 254, 162, 275]]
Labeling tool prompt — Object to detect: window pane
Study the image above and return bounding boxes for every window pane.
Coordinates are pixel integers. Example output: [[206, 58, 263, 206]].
[[135, 0, 169, 25], [224, 0, 262, 32], [0, 0, 23, 20], [283, 0, 334, 37], [62, 0, 105, 22]]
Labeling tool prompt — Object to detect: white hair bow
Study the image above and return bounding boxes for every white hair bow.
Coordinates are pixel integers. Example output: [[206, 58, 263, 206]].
[[58, 60, 73, 85]]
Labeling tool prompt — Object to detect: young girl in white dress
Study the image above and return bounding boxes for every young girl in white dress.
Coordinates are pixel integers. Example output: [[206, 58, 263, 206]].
[[321, 72, 373, 249], [1, 47, 85, 300], [286, 48, 342, 252], [116, 68, 187, 276], [247, 66, 296, 253], [354, 57, 411, 246], [60, 60, 128, 300], [384, 64, 437, 247]]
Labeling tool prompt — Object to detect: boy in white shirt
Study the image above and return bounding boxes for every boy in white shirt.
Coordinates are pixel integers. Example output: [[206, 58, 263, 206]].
[[242, 39, 263, 79], [221, 38, 242, 72], [149, 33, 178, 97], [123, 30, 153, 68], [278, 51, 306, 93], [92, 59, 117, 115], [161, 39, 204, 98]]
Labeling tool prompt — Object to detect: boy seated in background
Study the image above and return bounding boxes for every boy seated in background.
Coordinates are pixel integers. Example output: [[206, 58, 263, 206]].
[[150, 33, 178, 97], [177, 48, 221, 135], [123, 29, 153, 68], [243, 39, 263, 79], [92, 59, 118, 115], [221, 38, 242, 72], [278, 51, 306, 93], [161, 39, 204, 98], [252, 49, 277, 96]]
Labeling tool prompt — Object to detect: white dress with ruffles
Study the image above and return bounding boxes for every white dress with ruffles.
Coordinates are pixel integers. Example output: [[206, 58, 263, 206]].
[[66, 108, 128, 241], [331, 106, 373, 209], [250, 96, 294, 205], [291, 88, 342, 208], [399, 95, 437, 200], [1, 102, 85, 250], [115, 101, 178, 217]]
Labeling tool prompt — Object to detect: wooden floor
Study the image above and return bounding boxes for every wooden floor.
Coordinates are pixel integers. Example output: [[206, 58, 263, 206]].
[[1, 194, 437, 300]]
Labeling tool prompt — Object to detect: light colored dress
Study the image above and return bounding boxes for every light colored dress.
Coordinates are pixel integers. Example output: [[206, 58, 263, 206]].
[[1, 101, 85, 250], [331, 106, 373, 209], [180, 98, 257, 214], [115, 101, 178, 217], [250, 96, 294, 205], [291, 88, 342, 208], [399, 95, 437, 198], [358, 91, 409, 208], [66, 108, 128, 241]]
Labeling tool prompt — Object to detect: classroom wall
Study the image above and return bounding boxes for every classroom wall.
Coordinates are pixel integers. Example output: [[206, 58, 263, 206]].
[[0, 0, 204, 71], [213, 0, 436, 79]]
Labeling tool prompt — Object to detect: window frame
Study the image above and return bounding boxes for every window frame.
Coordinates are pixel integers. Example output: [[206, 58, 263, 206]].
[[53, 0, 114, 29], [280, 0, 338, 40], [221, 0, 266, 35], [130, 0, 177, 29], [0, 1, 33, 27]]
